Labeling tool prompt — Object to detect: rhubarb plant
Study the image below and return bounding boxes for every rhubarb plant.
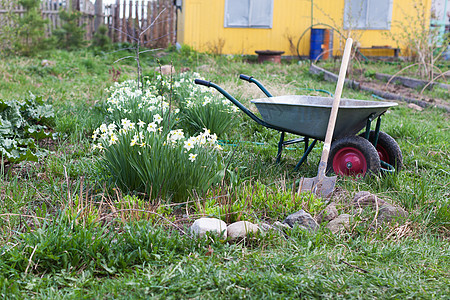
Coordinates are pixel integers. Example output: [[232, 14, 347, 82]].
[[0, 94, 54, 163]]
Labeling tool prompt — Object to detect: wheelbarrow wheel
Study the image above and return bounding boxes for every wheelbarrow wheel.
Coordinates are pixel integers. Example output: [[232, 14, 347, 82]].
[[359, 131, 403, 172], [326, 136, 380, 177]]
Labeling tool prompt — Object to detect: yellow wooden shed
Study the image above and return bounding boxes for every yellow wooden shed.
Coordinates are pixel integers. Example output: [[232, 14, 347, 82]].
[[176, 0, 432, 58]]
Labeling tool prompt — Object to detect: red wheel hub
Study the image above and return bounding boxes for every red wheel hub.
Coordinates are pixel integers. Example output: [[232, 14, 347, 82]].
[[332, 147, 367, 177], [376, 145, 389, 164]]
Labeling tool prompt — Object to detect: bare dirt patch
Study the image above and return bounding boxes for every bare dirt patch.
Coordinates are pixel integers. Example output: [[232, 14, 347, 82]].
[[360, 79, 449, 107]]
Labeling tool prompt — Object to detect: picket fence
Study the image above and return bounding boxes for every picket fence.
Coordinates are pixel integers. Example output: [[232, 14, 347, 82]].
[[0, 0, 176, 48]]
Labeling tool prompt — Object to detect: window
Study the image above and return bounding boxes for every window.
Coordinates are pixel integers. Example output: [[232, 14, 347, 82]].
[[344, 0, 393, 30], [224, 0, 274, 28]]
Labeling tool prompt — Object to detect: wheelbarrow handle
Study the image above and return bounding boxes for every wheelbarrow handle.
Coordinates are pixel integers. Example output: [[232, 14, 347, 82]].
[[239, 74, 253, 82], [194, 79, 211, 87], [238, 74, 273, 97], [194, 78, 283, 131]]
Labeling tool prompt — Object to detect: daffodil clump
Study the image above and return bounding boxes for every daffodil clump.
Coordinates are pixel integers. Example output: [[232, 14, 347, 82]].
[[94, 75, 227, 202], [92, 115, 222, 160], [170, 72, 238, 112], [170, 72, 239, 137], [103, 79, 178, 125]]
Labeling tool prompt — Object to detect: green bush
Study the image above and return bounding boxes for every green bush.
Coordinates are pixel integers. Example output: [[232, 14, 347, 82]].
[[14, 0, 51, 55], [94, 119, 223, 202], [91, 25, 111, 50], [172, 72, 239, 137], [53, 9, 86, 51], [0, 95, 54, 163], [0, 0, 17, 55], [94, 77, 231, 202]]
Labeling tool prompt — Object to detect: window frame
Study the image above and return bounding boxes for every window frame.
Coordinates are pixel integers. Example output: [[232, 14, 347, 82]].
[[343, 0, 393, 30], [224, 0, 274, 29]]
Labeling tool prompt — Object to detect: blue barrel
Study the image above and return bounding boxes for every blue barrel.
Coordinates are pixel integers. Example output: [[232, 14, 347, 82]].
[[309, 28, 325, 60]]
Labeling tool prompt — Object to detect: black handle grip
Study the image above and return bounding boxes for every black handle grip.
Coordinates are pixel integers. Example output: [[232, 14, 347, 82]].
[[239, 74, 253, 81], [194, 79, 211, 87]]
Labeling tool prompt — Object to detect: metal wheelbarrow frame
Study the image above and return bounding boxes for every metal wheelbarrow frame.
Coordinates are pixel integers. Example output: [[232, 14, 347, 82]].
[[195, 75, 402, 176]]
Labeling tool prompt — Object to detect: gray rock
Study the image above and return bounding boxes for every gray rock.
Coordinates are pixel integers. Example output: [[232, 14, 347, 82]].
[[283, 210, 319, 231], [377, 204, 409, 224], [272, 221, 292, 231], [352, 191, 386, 208], [190, 217, 227, 238], [292, 224, 308, 231], [227, 221, 259, 240], [259, 223, 273, 232], [352, 191, 408, 225], [407, 103, 424, 111], [326, 214, 351, 234], [316, 202, 339, 224]]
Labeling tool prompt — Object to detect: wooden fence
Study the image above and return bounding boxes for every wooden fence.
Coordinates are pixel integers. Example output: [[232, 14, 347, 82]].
[[104, 0, 176, 48], [0, 0, 176, 48]]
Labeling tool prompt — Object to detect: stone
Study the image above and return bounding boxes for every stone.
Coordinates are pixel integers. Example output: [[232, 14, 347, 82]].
[[259, 223, 273, 232], [352, 191, 408, 225], [407, 103, 424, 111], [352, 191, 386, 208], [226, 221, 259, 240], [190, 217, 227, 238], [41, 59, 55, 67], [326, 214, 351, 234], [292, 224, 308, 231], [316, 202, 339, 224], [156, 65, 175, 75], [283, 210, 319, 231], [377, 204, 409, 224], [272, 221, 292, 231]]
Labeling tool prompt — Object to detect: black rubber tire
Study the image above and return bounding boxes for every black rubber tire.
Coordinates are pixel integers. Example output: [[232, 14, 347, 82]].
[[359, 131, 403, 172], [326, 135, 381, 177]]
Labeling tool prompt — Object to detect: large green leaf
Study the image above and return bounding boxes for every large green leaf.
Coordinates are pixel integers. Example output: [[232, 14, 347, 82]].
[[0, 117, 12, 135], [0, 96, 55, 163]]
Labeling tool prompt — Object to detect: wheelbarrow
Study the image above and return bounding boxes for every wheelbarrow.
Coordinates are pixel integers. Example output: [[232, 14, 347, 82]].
[[194, 75, 403, 177]]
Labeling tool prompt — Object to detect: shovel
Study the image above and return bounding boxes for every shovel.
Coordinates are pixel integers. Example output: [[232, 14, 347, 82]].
[[299, 38, 353, 198]]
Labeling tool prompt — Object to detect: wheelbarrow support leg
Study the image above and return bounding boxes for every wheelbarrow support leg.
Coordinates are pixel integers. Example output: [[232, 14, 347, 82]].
[[304, 138, 309, 158], [276, 131, 285, 163], [294, 139, 318, 171], [364, 113, 377, 140], [363, 113, 382, 149], [372, 115, 382, 148]]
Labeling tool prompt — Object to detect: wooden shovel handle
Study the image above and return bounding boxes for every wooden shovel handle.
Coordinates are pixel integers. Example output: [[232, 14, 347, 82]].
[[317, 38, 353, 177]]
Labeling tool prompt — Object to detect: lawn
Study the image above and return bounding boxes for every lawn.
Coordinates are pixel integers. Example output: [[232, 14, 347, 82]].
[[0, 47, 449, 298]]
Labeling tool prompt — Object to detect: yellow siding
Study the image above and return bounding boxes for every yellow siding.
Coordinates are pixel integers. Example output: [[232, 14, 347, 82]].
[[178, 0, 431, 57]]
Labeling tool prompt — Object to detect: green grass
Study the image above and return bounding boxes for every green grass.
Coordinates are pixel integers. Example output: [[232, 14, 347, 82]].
[[1, 224, 449, 298], [0, 47, 449, 298]]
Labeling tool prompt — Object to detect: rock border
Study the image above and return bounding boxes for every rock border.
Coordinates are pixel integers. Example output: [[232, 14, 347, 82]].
[[189, 191, 408, 240], [309, 64, 450, 113]]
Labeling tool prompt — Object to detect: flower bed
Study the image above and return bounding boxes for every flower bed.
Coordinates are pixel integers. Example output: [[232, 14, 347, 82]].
[[93, 73, 238, 202]]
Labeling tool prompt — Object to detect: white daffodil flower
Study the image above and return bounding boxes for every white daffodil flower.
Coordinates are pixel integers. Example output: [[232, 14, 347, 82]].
[[188, 153, 197, 162]]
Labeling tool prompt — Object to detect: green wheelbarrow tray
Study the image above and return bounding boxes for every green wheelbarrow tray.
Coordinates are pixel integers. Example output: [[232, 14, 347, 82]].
[[251, 95, 397, 141], [194, 76, 398, 176]]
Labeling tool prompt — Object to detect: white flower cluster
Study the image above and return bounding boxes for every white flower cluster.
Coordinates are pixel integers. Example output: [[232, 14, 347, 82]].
[[104, 73, 239, 116], [92, 123, 118, 150], [93, 116, 221, 162], [94, 73, 233, 160], [170, 72, 239, 113], [105, 80, 170, 114], [182, 128, 221, 151]]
